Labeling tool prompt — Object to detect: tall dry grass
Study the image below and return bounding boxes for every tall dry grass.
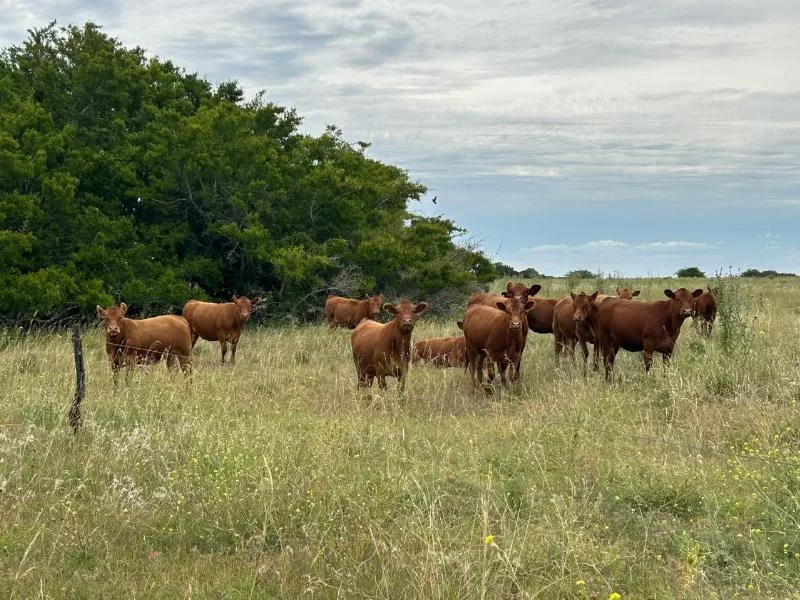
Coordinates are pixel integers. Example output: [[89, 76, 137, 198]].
[[1, 277, 799, 599]]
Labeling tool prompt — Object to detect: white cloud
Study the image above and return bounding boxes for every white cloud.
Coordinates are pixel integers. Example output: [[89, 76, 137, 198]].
[[525, 240, 714, 253]]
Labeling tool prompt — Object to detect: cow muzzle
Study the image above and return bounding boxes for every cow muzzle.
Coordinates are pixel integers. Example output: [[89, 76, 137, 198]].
[[107, 328, 121, 339], [510, 320, 522, 330], [400, 320, 414, 332], [572, 314, 584, 322]]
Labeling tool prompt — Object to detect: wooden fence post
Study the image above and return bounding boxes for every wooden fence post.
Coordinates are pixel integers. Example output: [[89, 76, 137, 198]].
[[69, 323, 85, 433]]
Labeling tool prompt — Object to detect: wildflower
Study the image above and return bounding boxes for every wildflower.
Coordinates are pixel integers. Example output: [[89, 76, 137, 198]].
[[609, 593, 622, 600], [483, 534, 494, 545], [575, 579, 585, 586]]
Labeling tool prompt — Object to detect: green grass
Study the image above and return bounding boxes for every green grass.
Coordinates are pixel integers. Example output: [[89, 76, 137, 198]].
[[2, 277, 800, 599]]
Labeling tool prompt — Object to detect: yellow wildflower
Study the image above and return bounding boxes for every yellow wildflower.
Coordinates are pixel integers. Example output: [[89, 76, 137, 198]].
[[483, 534, 494, 545]]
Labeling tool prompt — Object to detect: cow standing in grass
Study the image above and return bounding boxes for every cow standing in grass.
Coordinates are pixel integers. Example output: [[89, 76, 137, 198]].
[[325, 295, 383, 330], [552, 291, 600, 374], [462, 296, 535, 390], [351, 300, 428, 391], [692, 286, 717, 337], [97, 303, 192, 384], [182, 296, 257, 364], [595, 288, 703, 380]]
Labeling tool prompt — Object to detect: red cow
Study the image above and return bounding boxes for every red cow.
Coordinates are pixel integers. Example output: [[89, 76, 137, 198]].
[[351, 300, 428, 391], [461, 296, 535, 390], [325, 295, 383, 329], [692, 286, 717, 337], [595, 288, 703, 380], [616, 287, 641, 300], [552, 291, 600, 373], [96, 303, 192, 383], [182, 296, 257, 364], [412, 336, 467, 368]]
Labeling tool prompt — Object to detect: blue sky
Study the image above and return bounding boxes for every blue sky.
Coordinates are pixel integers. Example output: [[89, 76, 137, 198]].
[[3, 0, 799, 276]]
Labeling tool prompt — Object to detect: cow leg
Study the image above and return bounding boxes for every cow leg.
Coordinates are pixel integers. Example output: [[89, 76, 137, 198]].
[[190, 330, 199, 347], [643, 344, 654, 373], [485, 353, 495, 383], [661, 350, 673, 373], [377, 375, 388, 390], [178, 354, 193, 384], [219, 340, 228, 364], [579, 339, 589, 377], [592, 342, 600, 372], [229, 335, 240, 364], [603, 344, 617, 381], [499, 360, 510, 388], [473, 352, 485, 390]]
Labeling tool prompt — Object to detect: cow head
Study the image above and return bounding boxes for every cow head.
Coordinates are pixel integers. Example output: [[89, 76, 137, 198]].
[[384, 300, 428, 334], [501, 282, 542, 302], [616, 287, 641, 300], [664, 288, 703, 317], [495, 297, 536, 331], [569, 291, 599, 321], [368, 294, 384, 320], [96, 303, 128, 341], [231, 295, 254, 321]]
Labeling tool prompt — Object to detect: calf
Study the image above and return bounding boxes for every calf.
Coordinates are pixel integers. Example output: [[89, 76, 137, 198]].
[[595, 288, 703, 380], [616, 287, 641, 300], [351, 300, 428, 391], [552, 291, 599, 373], [412, 336, 467, 368], [325, 294, 383, 329], [182, 295, 257, 364], [96, 303, 192, 383], [462, 296, 535, 390], [692, 286, 717, 337], [468, 283, 541, 378]]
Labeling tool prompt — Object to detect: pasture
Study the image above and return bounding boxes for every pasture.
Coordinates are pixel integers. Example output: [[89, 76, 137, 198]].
[[2, 277, 799, 599]]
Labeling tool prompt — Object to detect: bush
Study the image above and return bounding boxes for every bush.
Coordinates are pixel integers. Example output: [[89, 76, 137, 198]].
[[677, 267, 705, 278]]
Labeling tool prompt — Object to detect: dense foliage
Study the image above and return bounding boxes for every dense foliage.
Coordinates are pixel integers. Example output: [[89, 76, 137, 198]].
[[741, 268, 795, 278], [493, 262, 542, 279], [676, 267, 705, 278], [0, 23, 494, 322]]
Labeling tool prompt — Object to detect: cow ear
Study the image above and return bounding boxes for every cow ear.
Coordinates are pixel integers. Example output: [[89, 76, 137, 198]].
[[707, 285, 713, 293], [524, 300, 536, 311], [664, 289, 675, 299], [251, 297, 259, 306], [383, 303, 397, 315], [616, 286, 621, 294], [693, 288, 704, 297], [495, 301, 509, 313], [231, 295, 238, 302], [590, 291, 599, 301], [413, 302, 428, 314], [570, 292, 576, 301], [96, 305, 105, 319], [456, 320, 464, 330], [632, 290, 640, 297], [528, 284, 542, 297], [119, 302, 128, 315], [500, 291, 512, 298], [506, 282, 514, 293]]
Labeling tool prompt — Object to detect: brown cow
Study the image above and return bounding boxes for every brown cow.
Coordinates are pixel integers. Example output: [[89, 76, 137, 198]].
[[351, 300, 428, 391], [692, 286, 717, 337], [468, 283, 541, 378], [182, 295, 257, 364], [616, 287, 641, 300], [595, 287, 642, 305], [526, 297, 559, 334], [96, 303, 192, 383], [595, 288, 703, 380], [462, 296, 535, 390], [412, 336, 466, 368], [325, 294, 383, 329], [552, 291, 599, 373]]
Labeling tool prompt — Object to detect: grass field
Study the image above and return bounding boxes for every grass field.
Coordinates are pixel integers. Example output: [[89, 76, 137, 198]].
[[2, 277, 800, 599]]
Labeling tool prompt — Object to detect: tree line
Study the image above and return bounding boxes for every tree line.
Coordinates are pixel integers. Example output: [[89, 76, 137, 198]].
[[0, 22, 496, 323]]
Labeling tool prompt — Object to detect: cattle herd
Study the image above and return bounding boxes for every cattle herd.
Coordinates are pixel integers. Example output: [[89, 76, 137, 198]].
[[94, 283, 718, 390]]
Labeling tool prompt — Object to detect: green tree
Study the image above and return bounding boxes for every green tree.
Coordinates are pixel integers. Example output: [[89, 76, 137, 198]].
[[676, 267, 705, 278], [0, 22, 493, 322]]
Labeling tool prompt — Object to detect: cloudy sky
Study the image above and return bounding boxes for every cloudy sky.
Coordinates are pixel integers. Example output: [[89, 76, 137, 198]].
[[3, 0, 799, 276]]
